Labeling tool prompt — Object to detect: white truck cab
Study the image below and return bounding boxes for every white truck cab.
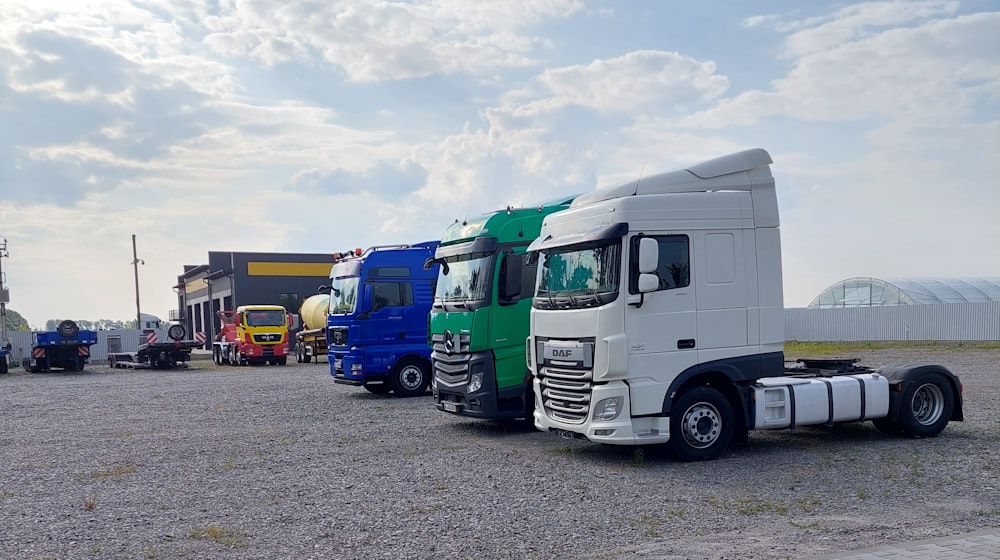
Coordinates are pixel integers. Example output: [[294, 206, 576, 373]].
[[526, 149, 962, 460]]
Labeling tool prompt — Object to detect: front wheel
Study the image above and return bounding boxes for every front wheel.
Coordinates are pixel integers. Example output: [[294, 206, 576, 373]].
[[898, 373, 954, 438], [276, 357, 287, 366], [668, 386, 734, 462], [389, 358, 430, 397]]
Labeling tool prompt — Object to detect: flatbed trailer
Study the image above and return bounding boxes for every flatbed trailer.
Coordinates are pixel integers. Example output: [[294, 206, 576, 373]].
[[21, 320, 97, 373], [108, 324, 204, 370]]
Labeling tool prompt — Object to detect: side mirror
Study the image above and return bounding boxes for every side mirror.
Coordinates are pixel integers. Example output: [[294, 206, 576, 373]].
[[424, 257, 449, 275], [638, 237, 658, 273], [638, 273, 659, 293]]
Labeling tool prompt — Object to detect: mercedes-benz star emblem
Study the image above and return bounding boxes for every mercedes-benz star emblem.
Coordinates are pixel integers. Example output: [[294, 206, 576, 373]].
[[443, 330, 454, 354]]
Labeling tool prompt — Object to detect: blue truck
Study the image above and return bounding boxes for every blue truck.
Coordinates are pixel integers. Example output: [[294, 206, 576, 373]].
[[0, 341, 10, 374], [21, 320, 98, 373], [327, 242, 440, 397]]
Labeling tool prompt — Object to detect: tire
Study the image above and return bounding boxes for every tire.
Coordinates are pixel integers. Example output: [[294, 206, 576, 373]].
[[277, 357, 287, 366], [389, 358, 430, 397], [213, 348, 221, 366], [296, 345, 305, 364], [668, 386, 734, 462], [168, 324, 185, 341], [872, 417, 904, 436], [58, 320, 79, 338], [898, 373, 954, 438], [364, 383, 392, 395], [230, 347, 239, 367], [0, 359, 8, 374]]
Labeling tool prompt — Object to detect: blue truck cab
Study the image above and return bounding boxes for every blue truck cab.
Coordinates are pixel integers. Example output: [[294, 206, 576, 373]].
[[327, 242, 440, 397]]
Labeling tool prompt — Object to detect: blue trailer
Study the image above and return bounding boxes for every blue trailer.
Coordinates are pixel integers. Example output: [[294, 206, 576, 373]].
[[21, 320, 98, 373], [327, 242, 440, 397]]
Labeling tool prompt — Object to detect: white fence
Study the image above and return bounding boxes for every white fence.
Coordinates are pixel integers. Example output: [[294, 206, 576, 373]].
[[785, 301, 1000, 342]]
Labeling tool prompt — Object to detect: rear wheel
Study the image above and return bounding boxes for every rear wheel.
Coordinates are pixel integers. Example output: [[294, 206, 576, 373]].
[[0, 359, 8, 374], [389, 358, 430, 397], [668, 386, 734, 462], [898, 373, 954, 438], [276, 357, 287, 366]]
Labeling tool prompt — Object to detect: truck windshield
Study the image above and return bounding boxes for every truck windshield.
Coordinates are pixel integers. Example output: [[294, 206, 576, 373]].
[[244, 310, 287, 327], [434, 254, 492, 309], [329, 276, 359, 315], [534, 241, 621, 309]]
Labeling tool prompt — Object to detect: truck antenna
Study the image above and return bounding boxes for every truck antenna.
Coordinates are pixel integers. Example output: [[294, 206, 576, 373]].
[[462, 203, 471, 226], [634, 162, 646, 190]]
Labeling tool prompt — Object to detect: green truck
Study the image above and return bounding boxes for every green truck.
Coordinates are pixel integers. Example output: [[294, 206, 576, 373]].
[[428, 197, 574, 420]]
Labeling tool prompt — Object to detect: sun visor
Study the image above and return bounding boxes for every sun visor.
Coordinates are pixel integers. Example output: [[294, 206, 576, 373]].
[[434, 236, 498, 260], [527, 222, 628, 253]]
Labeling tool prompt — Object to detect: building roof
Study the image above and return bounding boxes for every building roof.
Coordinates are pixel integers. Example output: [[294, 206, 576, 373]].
[[807, 277, 1000, 308]]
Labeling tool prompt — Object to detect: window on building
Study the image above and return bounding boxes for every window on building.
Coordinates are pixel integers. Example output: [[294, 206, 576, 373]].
[[279, 293, 300, 314]]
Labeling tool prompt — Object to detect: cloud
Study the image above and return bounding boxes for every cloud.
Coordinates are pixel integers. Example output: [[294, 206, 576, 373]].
[[199, 0, 588, 81]]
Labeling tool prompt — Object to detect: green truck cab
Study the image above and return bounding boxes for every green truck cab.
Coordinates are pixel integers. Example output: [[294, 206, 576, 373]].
[[428, 197, 574, 420]]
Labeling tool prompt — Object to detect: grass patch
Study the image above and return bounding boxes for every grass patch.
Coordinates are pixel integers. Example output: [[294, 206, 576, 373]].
[[796, 494, 821, 513], [85, 464, 137, 480], [785, 340, 1000, 356], [190, 525, 248, 548], [975, 507, 1000, 517]]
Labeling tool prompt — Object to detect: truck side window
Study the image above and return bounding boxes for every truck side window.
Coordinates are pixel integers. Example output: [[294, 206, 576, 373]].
[[628, 235, 690, 293], [371, 282, 410, 310]]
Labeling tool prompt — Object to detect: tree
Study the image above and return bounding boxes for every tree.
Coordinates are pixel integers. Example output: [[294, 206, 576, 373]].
[[3, 308, 30, 332]]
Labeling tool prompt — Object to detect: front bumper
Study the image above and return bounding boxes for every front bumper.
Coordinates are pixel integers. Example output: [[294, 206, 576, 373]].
[[532, 379, 671, 445]]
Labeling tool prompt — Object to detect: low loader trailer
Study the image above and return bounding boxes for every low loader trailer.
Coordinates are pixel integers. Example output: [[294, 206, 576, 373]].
[[108, 324, 206, 369]]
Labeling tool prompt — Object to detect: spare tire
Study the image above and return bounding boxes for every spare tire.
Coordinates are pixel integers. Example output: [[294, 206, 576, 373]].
[[58, 320, 79, 338], [167, 324, 186, 341]]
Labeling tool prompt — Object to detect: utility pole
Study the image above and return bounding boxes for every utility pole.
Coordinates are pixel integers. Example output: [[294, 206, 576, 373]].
[[131, 234, 144, 330], [0, 236, 9, 348]]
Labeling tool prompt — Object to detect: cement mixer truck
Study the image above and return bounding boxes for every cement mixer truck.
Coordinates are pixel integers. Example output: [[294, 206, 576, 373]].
[[295, 292, 330, 363]]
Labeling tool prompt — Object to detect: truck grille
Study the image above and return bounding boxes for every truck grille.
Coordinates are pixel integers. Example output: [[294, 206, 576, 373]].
[[535, 339, 594, 424], [431, 332, 472, 386], [330, 327, 348, 346], [253, 333, 282, 344]]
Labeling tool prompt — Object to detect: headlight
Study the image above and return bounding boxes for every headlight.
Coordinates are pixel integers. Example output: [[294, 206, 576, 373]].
[[593, 396, 623, 421], [468, 372, 483, 393]]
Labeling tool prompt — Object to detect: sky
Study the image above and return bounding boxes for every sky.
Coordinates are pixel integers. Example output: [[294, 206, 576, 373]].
[[0, 0, 997, 329]]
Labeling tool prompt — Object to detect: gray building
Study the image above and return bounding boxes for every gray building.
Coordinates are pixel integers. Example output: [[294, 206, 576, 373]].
[[174, 251, 335, 346]]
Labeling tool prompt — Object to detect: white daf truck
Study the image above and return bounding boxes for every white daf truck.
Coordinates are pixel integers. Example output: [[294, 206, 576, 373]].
[[525, 148, 963, 461]]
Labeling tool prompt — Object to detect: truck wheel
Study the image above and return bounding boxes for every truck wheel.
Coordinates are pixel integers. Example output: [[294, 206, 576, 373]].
[[389, 358, 430, 397], [668, 386, 734, 462], [296, 345, 305, 363], [58, 320, 79, 338], [364, 383, 392, 395], [898, 373, 954, 438], [167, 324, 185, 341], [0, 359, 7, 374], [277, 357, 287, 366]]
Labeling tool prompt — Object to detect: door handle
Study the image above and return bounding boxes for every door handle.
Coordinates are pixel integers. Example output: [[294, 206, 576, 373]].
[[677, 339, 696, 349]]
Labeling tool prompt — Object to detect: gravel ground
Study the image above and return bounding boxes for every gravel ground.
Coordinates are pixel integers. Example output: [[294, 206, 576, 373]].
[[0, 347, 997, 560]]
